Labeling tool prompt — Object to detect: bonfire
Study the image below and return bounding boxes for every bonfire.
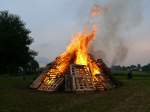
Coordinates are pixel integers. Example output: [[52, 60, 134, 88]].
[[30, 4, 119, 92]]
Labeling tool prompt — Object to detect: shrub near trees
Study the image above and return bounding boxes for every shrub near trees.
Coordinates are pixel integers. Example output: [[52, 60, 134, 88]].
[[0, 11, 39, 74]]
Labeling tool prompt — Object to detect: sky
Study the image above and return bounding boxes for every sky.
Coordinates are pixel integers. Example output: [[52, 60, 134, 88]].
[[0, 0, 150, 66]]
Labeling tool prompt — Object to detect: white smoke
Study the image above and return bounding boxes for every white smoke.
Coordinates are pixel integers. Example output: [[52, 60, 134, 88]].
[[89, 0, 143, 65]]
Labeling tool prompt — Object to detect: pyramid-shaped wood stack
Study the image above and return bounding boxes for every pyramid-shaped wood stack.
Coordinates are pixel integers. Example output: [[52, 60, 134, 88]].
[[30, 59, 119, 92]]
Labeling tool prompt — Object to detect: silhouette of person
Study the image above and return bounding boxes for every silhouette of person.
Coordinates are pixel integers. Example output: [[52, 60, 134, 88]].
[[127, 68, 133, 79]]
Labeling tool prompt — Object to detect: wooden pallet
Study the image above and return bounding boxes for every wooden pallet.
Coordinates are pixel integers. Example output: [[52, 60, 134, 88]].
[[93, 75, 105, 90], [30, 66, 50, 89], [70, 64, 95, 91], [93, 74, 115, 90], [31, 64, 64, 92], [38, 77, 64, 91]]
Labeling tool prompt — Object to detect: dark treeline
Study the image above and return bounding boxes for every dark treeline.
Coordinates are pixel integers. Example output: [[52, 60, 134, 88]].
[[112, 63, 150, 72], [0, 11, 39, 75]]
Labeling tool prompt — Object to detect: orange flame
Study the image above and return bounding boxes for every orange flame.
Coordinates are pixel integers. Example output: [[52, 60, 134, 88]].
[[52, 25, 101, 76]]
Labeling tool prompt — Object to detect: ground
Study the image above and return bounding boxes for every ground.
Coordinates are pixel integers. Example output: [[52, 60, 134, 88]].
[[0, 72, 150, 112]]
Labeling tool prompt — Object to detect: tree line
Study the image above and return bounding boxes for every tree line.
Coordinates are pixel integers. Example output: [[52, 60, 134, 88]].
[[0, 11, 39, 74], [112, 63, 150, 72]]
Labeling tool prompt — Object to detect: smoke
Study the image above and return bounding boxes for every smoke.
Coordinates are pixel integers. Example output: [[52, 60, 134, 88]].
[[87, 0, 143, 65]]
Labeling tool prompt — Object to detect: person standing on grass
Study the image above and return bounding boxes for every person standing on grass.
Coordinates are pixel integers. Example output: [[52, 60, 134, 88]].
[[127, 68, 133, 79]]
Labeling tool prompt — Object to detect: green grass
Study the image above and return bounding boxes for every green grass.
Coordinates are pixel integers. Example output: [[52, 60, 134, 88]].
[[0, 73, 150, 112]]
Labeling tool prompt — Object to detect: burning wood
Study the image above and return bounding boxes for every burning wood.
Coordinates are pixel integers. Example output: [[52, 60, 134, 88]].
[[30, 4, 120, 92], [30, 25, 118, 92]]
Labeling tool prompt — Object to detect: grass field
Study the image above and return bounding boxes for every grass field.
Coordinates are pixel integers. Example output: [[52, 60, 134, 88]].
[[0, 72, 150, 112]]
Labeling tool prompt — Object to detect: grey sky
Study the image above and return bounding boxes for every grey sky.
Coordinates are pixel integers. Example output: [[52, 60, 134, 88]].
[[0, 0, 150, 66]]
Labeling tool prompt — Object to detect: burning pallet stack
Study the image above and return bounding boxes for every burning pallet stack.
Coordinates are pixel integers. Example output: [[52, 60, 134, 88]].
[[30, 21, 119, 92], [30, 3, 123, 93], [30, 59, 118, 92]]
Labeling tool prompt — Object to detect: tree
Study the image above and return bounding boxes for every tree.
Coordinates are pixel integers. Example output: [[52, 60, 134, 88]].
[[24, 59, 39, 74], [0, 10, 38, 74], [142, 63, 150, 72]]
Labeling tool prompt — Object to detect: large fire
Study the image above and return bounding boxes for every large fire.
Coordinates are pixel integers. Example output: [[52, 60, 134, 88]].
[[45, 5, 103, 78], [42, 4, 105, 85], [31, 4, 119, 92], [48, 24, 101, 77]]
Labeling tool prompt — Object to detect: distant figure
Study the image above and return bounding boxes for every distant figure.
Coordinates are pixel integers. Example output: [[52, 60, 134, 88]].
[[127, 69, 133, 79]]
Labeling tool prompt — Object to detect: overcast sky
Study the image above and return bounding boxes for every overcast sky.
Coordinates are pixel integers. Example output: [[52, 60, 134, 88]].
[[0, 0, 150, 66]]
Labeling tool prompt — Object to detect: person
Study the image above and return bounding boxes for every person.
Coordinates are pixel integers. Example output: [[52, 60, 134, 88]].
[[127, 68, 133, 79]]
